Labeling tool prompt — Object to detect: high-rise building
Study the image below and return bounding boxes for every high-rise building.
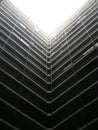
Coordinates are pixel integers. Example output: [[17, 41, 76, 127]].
[[0, 0, 98, 130]]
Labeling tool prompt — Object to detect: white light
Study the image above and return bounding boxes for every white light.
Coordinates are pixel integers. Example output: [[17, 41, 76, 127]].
[[10, 0, 87, 35], [82, 46, 94, 56], [95, 43, 98, 47], [19, 23, 26, 29], [20, 38, 29, 47], [12, 32, 29, 47]]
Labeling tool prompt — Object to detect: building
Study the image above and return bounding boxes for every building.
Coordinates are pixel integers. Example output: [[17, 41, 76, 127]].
[[0, 0, 98, 130]]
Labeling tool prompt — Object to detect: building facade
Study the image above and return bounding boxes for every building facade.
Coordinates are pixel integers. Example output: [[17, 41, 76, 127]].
[[0, 0, 98, 130]]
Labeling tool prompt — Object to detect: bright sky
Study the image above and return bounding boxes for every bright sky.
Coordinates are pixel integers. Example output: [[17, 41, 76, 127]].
[[10, 0, 87, 35]]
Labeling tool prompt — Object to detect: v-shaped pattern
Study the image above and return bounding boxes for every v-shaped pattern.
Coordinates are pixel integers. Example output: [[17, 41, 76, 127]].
[[0, 0, 98, 130]]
